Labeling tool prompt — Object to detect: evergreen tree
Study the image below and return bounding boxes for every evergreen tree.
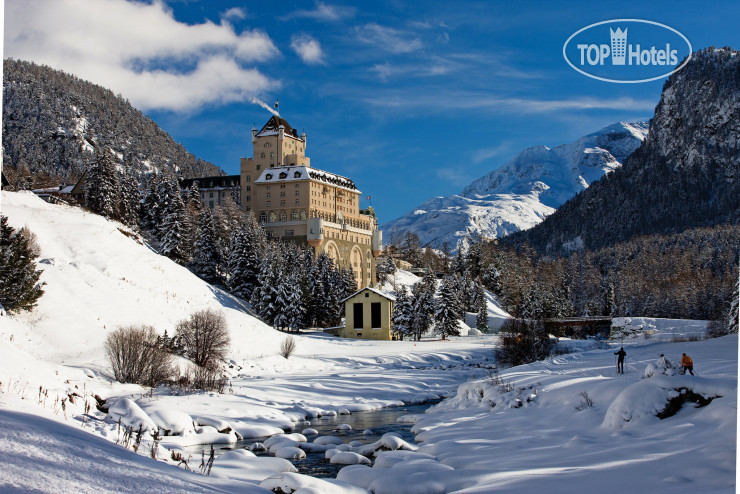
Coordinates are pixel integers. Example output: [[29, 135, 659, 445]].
[[273, 271, 305, 332], [189, 208, 223, 284], [391, 287, 414, 340], [0, 216, 45, 312], [117, 169, 140, 229], [226, 218, 264, 302], [141, 173, 162, 232], [85, 151, 119, 219], [411, 272, 437, 341], [728, 277, 739, 334], [251, 243, 283, 326], [475, 282, 488, 332], [158, 174, 189, 263], [434, 276, 462, 339]]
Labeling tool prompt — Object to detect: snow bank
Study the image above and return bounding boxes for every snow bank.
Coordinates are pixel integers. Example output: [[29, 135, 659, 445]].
[[105, 398, 156, 433]]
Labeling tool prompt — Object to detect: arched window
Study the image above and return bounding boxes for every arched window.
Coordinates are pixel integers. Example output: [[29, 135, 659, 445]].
[[269, 212, 276, 222], [291, 210, 298, 220], [300, 210, 307, 220], [280, 211, 287, 221], [260, 212, 267, 222]]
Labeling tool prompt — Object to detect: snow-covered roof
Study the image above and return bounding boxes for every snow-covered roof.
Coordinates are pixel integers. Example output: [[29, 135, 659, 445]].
[[255, 165, 360, 193], [341, 287, 397, 303], [256, 115, 304, 140]]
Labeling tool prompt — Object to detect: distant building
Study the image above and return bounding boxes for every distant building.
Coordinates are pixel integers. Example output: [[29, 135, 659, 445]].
[[180, 175, 241, 209], [240, 115, 382, 288], [339, 287, 396, 340]]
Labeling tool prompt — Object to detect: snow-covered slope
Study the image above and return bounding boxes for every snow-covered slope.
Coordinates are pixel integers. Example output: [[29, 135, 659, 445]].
[[1, 190, 283, 367], [382, 122, 648, 249]]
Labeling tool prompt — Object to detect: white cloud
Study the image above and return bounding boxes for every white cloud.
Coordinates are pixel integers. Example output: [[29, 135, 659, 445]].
[[290, 34, 325, 65], [4, 0, 280, 112], [283, 2, 355, 22], [221, 7, 247, 22], [356, 24, 423, 54]]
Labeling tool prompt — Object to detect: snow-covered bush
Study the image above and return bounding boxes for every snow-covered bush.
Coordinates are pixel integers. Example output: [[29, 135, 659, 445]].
[[105, 325, 173, 386]]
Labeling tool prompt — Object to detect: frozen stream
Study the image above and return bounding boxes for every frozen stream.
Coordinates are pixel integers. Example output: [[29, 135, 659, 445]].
[[185, 401, 437, 478]]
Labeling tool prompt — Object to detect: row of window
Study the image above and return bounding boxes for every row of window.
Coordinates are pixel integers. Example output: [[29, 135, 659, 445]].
[[259, 210, 308, 222]]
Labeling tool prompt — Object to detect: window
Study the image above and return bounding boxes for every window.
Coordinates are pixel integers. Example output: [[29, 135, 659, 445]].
[[295, 191, 300, 196], [280, 200, 286, 206], [246, 175, 251, 182], [280, 191, 285, 197], [300, 210, 307, 220], [246, 195, 251, 202], [246, 185, 251, 191], [266, 193, 271, 199], [209, 192, 213, 198], [270, 152, 274, 159], [266, 185, 271, 190], [209, 201, 214, 208], [266, 201, 271, 207], [269, 212, 276, 222], [295, 199, 300, 205], [291, 210, 298, 220], [265, 174, 273, 180], [260, 212, 267, 222], [279, 172, 288, 179], [280, 211, 287, 221], [246, 206, 251, 211], [371, 303, 381, 329], [285, 229, 294, 236], [265, 142, 271, 148], [260, 153, 265, 158], [294, 172, 301, 178], [353, 303, 364, 329], [257, 164, 261, 170]]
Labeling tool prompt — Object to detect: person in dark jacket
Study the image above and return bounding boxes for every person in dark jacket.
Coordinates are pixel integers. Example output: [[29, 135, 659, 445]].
[[614, 347, 626, 374], [681, 353, 694, 375]]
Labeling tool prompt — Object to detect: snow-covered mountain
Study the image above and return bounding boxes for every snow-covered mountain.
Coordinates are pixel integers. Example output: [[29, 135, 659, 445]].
[[381, 122, 648, 249]]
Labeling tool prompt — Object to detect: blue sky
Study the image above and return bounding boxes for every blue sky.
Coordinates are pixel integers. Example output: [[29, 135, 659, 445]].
[[4, 0, 739, 223]]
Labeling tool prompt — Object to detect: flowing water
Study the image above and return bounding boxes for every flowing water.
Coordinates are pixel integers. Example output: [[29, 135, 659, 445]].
[[186, 401, 437, 478]]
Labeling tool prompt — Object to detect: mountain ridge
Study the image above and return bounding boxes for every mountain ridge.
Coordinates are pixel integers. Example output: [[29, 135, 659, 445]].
[[2, 59, 222, 188], [382, 121, 648, 249]]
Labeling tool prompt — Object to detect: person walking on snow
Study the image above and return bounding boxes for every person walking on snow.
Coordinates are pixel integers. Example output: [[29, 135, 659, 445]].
[[681, 353, 694, 375], [614, 347, 626, 374]]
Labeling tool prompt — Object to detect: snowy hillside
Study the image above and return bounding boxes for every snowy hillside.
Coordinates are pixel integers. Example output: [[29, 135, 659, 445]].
[[382, 122, 648, 249]]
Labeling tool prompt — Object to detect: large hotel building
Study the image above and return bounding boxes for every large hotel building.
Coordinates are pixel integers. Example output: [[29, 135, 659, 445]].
[[240, 116, 381, 288]]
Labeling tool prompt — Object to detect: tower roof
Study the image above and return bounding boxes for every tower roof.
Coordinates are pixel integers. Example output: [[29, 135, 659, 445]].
[[256, 115, 301, 138]]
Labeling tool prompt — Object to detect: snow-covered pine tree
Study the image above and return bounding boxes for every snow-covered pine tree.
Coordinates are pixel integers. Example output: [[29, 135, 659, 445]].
[[158, 174, 189, 263], [728, 277, 739, 334], [273, 270, 305, 332], [183, 183, 203, 259], [434, 275, 463, 340], [411, 272, 436, 341], [251, 243, 283, 326], [141, 173, 161, 232], [475, 282, 488, 332], [0, 216, 45, 312], [391, 286, 414, 340], [85, 150, 119, 219], [340, 266, 358, 299], [117, 168, 140, 229], [189, 207, 223, 285]]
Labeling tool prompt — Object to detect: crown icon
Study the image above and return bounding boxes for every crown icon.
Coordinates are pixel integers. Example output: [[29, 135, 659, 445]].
[[610, 27, 627, 65]]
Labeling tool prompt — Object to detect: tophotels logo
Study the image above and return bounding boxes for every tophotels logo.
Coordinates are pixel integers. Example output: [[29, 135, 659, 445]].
[[563, 19, 692, 83]]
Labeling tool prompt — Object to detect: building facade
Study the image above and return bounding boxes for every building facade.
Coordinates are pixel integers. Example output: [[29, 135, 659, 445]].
[[180, 175, 241, 209], [240, 116, 382, 288], [340, 287, 396, 340]]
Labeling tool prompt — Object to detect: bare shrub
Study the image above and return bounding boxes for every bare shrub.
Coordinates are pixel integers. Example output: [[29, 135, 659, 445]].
[[495, 318, 555, 368], [175, 309, 230, 369], [575, 390, 594, 411], [105, 325, 173, 386], [189, 363, 227, 393], [280, 335, 297, 359]]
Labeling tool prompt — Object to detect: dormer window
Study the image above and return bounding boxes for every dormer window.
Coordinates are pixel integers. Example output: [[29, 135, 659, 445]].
[[265, 173, 273, 180], [294, 171, 301, 178], [279, 172, 288, 179]]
